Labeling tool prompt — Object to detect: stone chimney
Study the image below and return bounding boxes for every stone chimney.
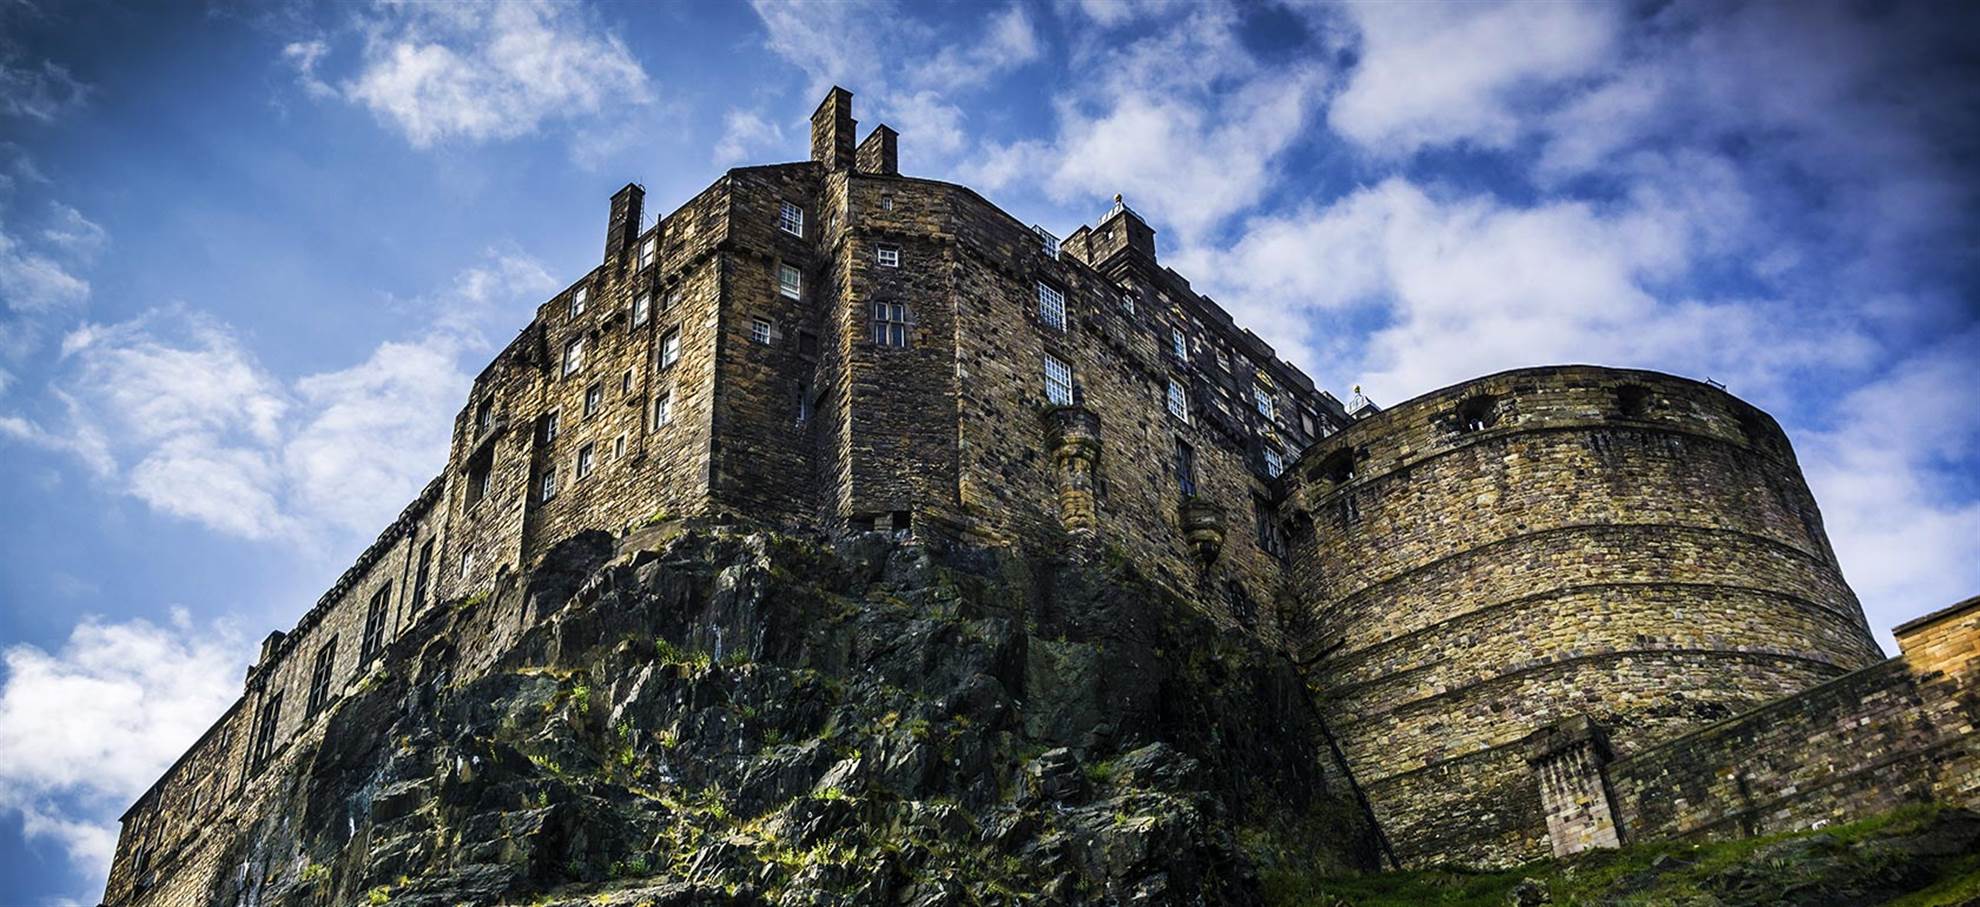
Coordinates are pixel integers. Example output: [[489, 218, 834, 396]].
[[1086, 194, 1157, 264], [605, 182, 644, 265], [811, 87, 857, 172], [856, 125, 899, 176]]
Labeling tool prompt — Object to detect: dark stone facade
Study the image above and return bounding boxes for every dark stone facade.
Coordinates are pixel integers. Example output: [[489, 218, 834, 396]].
[[98, 89, 1977, 905]]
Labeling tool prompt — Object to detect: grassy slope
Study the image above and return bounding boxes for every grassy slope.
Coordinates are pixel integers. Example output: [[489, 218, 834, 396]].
[[1266, 805, 1980, 907]]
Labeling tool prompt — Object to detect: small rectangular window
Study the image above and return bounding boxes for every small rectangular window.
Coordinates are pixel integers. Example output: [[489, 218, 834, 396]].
[[652, 392, 673, 428], [1038, 282, 1066, 331], [876, 245, 899, 267], [1256, 497, 1286, 560], [779, 201, 804, 237], [1043, 353, 1074, 406], [583, 383, 602, 417], [1121, 291, 1136, 316], [576, 443, 596, 480], [874, 303, 908, 347], [881, 194, 894, 211], [663, 290, 681, 311], [779, 264, 802, 299], [621, 369, 634, 395], [797, 380, 813, 425], [475, 397, 494, 432], [359, 585, 390, 663], [639, 236, 657, 270], [1033, 225, 1059, 258], [1255, 385, 1276, 421], [1175, 439, 1197, 498], [1171, 327, 1188, 361], [306, 638, 337, 719], [540, 410, 560, 444], [563, 336, 585, 376], [540, 469, 557, 501], [569, 285, 587, 318], [659, 329, 680, 368], [613, 434, 626, 458], [1167, 377, 1189, 423], [751, 318, 773, 344], [1263, 447, 1284, 478], [466, 453, 491, 508], [633, 293, 651, 326]]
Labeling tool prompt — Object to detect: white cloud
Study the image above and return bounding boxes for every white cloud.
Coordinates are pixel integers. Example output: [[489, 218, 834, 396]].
[[0, 57, 90, 122], [0, 611, 244, 886], [712, 109, 784, 168], [966, 7, 1329, 239], [1326, 0, 1620, 155], [293, 1, 653, 148], [4, 250, 552, 544]]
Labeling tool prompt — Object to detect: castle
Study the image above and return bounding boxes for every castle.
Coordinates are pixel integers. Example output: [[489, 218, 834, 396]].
[[101, 89, 1980, 904]]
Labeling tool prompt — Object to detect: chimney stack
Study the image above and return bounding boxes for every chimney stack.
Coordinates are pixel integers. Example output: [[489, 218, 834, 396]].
[[605, 183, 645, 265], [856, 125, 899, 176], [811, 87, 857, 172]]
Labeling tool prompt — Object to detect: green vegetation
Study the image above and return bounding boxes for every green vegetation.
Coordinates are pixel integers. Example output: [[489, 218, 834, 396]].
[[1264, 806, 1980, 907], [299, 862, 331, 886]]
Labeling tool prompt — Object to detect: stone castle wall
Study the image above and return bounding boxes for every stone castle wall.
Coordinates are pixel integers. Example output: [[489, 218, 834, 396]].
[[1281, 366, 1885, 866]]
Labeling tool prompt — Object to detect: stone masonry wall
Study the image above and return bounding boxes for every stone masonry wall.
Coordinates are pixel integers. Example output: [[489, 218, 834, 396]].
[[1281, 366, 1883, 867]]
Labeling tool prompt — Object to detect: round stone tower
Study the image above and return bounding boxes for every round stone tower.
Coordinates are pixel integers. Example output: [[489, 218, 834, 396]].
[[1282, 366, 1883, 867]]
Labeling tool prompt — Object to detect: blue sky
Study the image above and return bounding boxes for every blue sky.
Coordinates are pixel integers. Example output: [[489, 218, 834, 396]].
[[0, 0, 1975, 902]]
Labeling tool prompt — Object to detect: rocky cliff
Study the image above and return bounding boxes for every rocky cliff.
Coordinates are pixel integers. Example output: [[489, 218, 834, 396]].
[[214, 525, 1384, 906]]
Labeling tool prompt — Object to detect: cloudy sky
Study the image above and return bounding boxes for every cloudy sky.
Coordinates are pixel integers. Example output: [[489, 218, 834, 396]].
[[1, 0, 1975, 901]]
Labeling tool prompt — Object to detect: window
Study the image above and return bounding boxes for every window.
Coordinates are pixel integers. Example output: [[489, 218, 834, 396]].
[[1038, 282, 1066, 331], [881, 194, 894, 211], [583, 383, 602, 418], [1043, 353, 1074, 406], [1167, 377, 1189, 422], [540, 410, 560, 444], [633, 293, 651, 326], [1255, 498, 1286, 560], [249, 692, 282, 770], [664, 291, 681, 311], [563, 336, 585, 376], [779, 264, 802, 299], [639, 236, 657, 270], [576, 443, 596, 480], [877, 244, 900, 267], [659, 329, 680, 368], [1254, 385, 1275, 421], [411, 540, 433, 610], [1263, 447, 1285, 478], [306, 638, 337, 719], [1033, 225, 1060, 258], [779, 201, 804, 237], [1175, 439, 1197, 497], [1456, 394, 1497, 432], [621, 369, 634, 395], [612, 434, 627, 459], [569, 286, 588, 317], [751, 318, 774, 345], [1171, 328, 1188, 361], [797, 381, 813, 425], [539, 469, 558, 502], [475, 397, 494, 432], [460, 548, 475, 579], [359, 585, 390, 663], [1121, 291, 1136, 316], [466, 453, 491, 508], [652, 392, 672, 428], [874, 303, 908, 347]]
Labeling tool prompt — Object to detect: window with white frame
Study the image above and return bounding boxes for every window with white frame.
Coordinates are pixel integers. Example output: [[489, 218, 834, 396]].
[[539, 469, 557, 502], [874, 303, 908, 347], [1043, 353, 1074, 406], [1171, 327, 1187, 361], [1262, 447, 1284, 478], [639, 237, 657, 270], [652, 392, 673, 427], [541, 410, 559, 444], [779, 264, 802, 299], [1254, 385, 1275, 420], [1038, 282, 1066, 331], [569, 286, 587, 317], [612, 434, 626, 458], [562, 337, 585, 376], [779, 201, 804, 237], [576, 443, 596, 480], [1121, 291, 1136, 316], [583, 383, 602, 417], [664, 290, 681, 311], [877, 244, 899, 267], [751, 318, 773, 344], [633, 293, 651, 326], [659, 329, 680, 368], [621, 369, 634, 395], [1167, 377, 1189, 422]]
